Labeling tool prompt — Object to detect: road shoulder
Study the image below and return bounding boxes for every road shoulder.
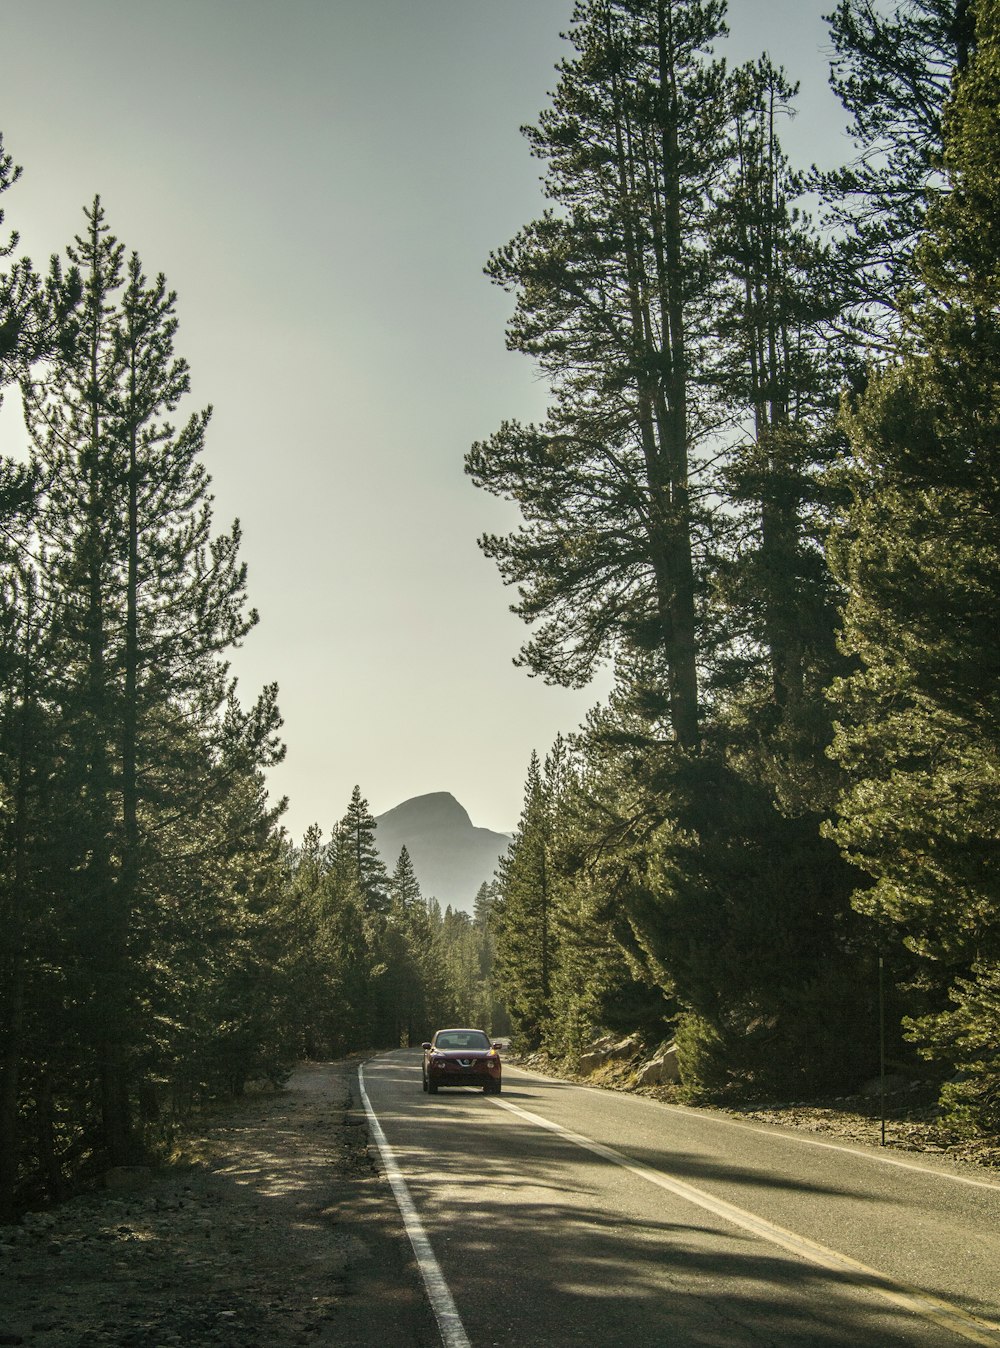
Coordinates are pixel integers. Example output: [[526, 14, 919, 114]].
[[0, 1061, 438, 1348]]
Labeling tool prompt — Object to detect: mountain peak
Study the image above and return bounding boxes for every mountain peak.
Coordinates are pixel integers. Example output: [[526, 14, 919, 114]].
[[377, 791, 472, 832], [374, 793, 510, 912]]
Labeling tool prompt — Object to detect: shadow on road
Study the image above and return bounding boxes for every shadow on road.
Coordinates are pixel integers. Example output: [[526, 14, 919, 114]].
[[364, 1050, 987, 1347]]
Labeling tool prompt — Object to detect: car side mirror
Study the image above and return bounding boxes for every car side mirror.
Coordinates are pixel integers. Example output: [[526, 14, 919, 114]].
[[492, 1042, 503, 1051], [421, 1042, 431, 1051]]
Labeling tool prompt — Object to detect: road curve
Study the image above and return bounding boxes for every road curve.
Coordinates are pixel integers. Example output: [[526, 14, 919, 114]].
[[360, 1049, 1000, 1348]]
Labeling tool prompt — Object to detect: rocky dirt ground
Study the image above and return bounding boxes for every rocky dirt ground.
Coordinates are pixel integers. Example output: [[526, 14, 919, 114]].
[[713, 1091, 1000, 1169], [0, 1061, 437, 1348]]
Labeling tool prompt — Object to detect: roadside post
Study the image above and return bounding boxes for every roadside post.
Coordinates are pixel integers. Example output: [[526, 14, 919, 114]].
[[878, 952, 886, 1147]]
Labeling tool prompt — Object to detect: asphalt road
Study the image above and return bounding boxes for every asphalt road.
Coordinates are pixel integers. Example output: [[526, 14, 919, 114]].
[[359, 1049, 1000, 1348]]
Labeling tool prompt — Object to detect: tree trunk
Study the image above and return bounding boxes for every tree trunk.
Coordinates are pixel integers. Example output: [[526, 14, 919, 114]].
[[0, 598, 36, 1220]]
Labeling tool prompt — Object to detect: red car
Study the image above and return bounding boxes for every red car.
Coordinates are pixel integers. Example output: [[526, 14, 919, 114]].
[[421, 1027, 503, 1095]]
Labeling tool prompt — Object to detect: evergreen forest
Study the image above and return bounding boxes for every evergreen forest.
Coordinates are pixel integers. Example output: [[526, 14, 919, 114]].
[[1, 0, 998, 1217], [0, 193, 503, 1216], [471, 0, 999, 1138]]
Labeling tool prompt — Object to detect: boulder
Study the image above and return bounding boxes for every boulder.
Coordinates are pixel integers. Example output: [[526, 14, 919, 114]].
[[636, 1045, 680, 1086], [577, 1035, 641, 1074]]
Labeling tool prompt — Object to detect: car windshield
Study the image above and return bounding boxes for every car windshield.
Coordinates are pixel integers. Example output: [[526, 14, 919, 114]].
[[434, 1031, 490, 1051]]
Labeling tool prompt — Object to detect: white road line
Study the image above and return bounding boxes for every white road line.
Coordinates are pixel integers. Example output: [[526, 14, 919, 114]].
[[517, 1066, 1000, 1193], [357, 1064, 471, 1348], [491, 1095, 1000, 1346], [659, 1101, 1000, 1193]]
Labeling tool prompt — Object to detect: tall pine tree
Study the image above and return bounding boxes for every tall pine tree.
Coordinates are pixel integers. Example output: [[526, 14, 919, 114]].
[[467, 0, 742, 748], [492, 751, 559, 1049], [17, 199, 274, 1165], [827, 0, 1000, 1130]]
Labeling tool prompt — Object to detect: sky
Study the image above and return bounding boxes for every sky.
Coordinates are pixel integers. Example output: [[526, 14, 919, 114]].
[[2, 0, 851, 840]]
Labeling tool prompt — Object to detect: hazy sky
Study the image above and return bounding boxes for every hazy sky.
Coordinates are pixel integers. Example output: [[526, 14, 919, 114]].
[[2, 0, 849, 839]]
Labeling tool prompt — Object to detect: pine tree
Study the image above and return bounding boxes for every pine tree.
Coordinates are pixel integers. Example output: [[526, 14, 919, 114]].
[[294, 836, 371, 1056], [467, 0, 741, 748], [0, 134, 48, 1218], [26, 200, 132, 1159], [389, 845, 421, 910], [819, 0, 970, 340], [379, 847, 426, 1046], [0, 133, 45, 391], [469, 880, 510, 1036], [151, 699, 288, 1105], [492, 752, 559, 1048], [310, 787, 394, 1049], [0, 564, 65, 1217], [277, 825, 334, 1059], [328, 785, 390, 914], [468, 5, 877, 1093], [710, 56, 847, 745], [16, 199, 273, 1166], [827, 0, 1000, 1129]]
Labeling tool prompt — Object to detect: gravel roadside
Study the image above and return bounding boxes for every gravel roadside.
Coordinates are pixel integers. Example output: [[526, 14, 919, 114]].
[[0, 1061, 438, 1348], [714, 1093, 1000, 1169]]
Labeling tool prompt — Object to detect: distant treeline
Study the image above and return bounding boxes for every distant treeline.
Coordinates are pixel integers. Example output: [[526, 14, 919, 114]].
[[475, 0, 999, 1136]]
